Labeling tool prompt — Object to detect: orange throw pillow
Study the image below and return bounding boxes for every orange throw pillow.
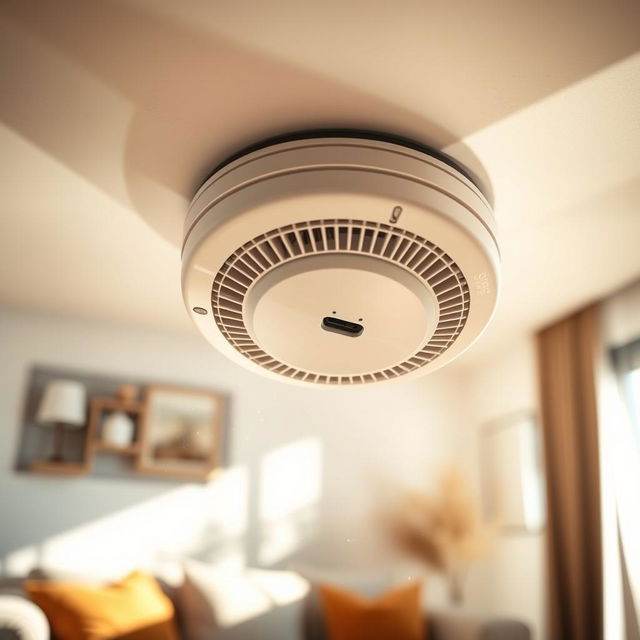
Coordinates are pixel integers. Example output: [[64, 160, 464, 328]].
[[318, 581, 425, 640], [24, 570, 179, 640]]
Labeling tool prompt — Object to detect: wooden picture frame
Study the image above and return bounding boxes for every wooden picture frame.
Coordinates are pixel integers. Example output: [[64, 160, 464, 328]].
[[136, 385, 224, 480]]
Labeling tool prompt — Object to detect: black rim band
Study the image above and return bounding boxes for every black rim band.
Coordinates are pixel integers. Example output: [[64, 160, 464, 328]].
[[206, 128, 481, 193]]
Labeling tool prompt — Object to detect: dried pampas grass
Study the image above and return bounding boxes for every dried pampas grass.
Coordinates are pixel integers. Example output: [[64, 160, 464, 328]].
[[389, 467, 494, 603]]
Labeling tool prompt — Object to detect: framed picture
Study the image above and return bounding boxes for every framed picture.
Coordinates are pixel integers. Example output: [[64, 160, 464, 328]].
[[137, 385, 225, 480], [480, 410, 546, 534]]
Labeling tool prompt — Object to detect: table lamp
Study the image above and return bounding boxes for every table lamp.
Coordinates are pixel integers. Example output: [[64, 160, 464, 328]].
[[36, 380, 87, 462]]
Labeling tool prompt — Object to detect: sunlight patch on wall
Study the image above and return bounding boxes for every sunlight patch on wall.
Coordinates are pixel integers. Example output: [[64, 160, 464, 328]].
[[201, 465, 250, 539], [258, 438, 322, 565], [4, 466, 249, 580], [4, 545, 38, 577]]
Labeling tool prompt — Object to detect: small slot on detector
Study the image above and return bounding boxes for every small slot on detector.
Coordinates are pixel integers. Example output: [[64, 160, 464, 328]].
[[322, 316, 364, 337]]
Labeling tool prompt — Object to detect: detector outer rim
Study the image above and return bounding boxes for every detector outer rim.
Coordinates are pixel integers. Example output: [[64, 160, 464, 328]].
[[182, 137, 499, 386], [185, 138, 494, 245]]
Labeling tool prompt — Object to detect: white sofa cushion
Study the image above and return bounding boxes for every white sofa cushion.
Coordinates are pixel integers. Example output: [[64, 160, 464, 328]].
[[179, 559, 309, 640]]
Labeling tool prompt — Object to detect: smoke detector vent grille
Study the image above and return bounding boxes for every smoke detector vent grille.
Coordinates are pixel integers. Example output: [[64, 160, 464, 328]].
[[211, 218, 470, 385]]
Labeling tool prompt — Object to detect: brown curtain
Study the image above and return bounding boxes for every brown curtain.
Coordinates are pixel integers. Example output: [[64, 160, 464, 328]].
[[537, 304, 603, 640]]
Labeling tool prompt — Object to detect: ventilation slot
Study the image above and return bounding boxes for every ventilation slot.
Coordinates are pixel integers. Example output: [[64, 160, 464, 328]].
[[211, 218, 470, 386]]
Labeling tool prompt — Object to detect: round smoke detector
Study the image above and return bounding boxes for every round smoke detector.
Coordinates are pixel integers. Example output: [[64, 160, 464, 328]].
[[182, 131, 499, 386]]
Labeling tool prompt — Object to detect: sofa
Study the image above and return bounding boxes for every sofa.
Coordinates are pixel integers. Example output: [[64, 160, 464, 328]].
[[0, 572, 531, 640], [302, 584, 531, 640]]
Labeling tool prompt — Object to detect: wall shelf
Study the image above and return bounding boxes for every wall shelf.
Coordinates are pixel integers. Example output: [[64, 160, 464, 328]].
[[29, 461, 89, 476], [18, 365, 226, 482], [92, 442, 141, 456]]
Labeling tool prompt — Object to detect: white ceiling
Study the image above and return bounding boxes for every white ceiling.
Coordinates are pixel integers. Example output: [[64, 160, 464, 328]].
[[1, 0, 639, 370]]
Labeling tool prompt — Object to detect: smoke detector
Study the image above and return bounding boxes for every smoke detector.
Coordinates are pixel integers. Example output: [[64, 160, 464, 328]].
[[182, 131, 498, 386]]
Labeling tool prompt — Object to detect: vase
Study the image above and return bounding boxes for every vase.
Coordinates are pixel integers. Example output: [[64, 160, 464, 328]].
[[447, 570, 465, 605], [102, 411, 135, 447]]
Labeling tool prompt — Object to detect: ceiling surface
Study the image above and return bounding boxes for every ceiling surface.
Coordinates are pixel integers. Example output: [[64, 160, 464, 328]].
[[1, 0, 639, 370]]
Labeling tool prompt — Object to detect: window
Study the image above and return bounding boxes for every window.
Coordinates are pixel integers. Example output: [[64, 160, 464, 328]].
[[613, 337, 640, 445], [609, 337, 640, 636]]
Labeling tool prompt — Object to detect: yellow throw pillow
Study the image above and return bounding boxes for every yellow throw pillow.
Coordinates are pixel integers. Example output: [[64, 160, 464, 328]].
[[318, 581, 425, 640], [24, 570, 179, 640]]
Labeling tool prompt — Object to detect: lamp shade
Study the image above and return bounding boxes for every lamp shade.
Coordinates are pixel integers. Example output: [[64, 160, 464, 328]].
[[36, 380, 87, 427]]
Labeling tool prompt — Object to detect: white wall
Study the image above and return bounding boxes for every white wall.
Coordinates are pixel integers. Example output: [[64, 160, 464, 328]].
[[0, 306, 462, 590], [456, 338, 546, 639]]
